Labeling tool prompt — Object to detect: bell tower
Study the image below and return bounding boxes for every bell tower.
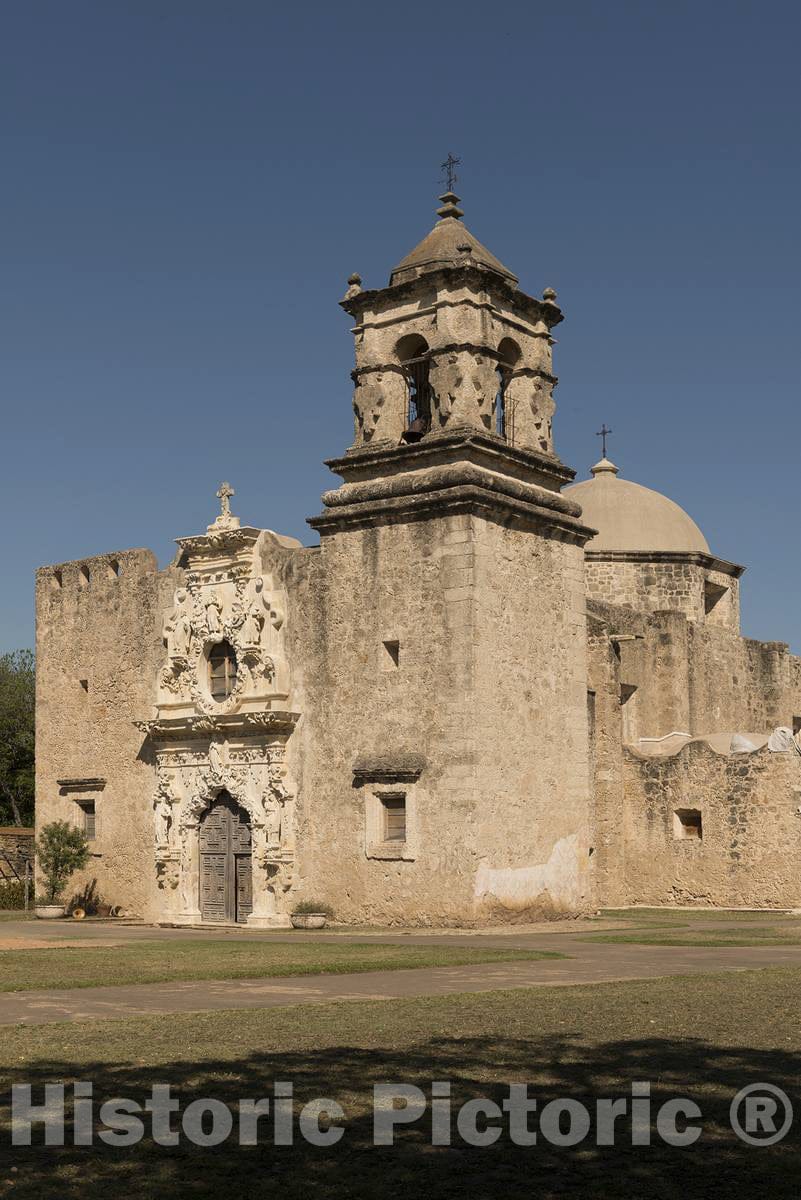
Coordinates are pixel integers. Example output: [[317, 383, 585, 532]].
[[340, 189, 562, 455], [306, 188, 597, 924]]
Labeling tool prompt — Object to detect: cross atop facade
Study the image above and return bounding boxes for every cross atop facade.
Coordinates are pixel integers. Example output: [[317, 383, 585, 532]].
[[216, 481, 235, 519], [596, 424, 613, 458], [440, 153, 461, 192]]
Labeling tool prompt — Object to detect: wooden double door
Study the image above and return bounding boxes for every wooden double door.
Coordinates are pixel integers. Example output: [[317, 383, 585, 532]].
[[199, 791, 253, 924]]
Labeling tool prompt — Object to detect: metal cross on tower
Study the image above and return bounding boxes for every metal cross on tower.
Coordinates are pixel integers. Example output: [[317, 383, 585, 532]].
[[440, 153, 461, 191], [596, 424, 613, 458]]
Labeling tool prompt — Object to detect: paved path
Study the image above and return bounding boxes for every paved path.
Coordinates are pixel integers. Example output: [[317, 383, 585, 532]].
[[2, 933, 801, 1026]]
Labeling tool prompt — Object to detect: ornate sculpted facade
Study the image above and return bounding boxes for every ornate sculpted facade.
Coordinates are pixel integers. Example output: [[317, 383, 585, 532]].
[[136, 488, 299, 926]]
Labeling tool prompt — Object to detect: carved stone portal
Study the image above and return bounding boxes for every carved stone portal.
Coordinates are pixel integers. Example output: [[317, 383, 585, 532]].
[[141, 486, 300, 926]]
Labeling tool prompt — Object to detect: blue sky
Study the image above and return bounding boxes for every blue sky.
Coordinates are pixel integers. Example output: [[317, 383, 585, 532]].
[[1, 0, 799, 650]]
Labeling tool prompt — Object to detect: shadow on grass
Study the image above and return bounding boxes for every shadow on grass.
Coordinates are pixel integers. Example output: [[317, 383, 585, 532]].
[[0, 1033, 798, 1199]]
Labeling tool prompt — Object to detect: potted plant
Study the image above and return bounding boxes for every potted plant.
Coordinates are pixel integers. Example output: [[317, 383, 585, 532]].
[[34, 821, 90, 918], [290, 900, 333, 930]]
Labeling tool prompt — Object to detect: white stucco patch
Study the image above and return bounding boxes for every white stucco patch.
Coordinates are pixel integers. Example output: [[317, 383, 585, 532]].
[[474, 834, 582, 910]]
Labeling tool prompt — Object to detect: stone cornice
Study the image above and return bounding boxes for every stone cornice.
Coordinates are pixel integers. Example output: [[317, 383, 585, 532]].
[[309, 483, 595, 544], [135, 710, 301, 743], [585, 550, 745, 578], [311, 430, 595, 542], [325, 429, 576, 489], [175, 525, 262, 558], [57, 777, 107, 792], [340, 264, 563, 330], [352, 754, 426, 784]]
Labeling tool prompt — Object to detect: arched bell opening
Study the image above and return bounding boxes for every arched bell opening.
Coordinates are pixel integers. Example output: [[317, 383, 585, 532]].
[[495, 337, 521, 441], [396, 333, 432, 442], [198, 789, 253, 924]]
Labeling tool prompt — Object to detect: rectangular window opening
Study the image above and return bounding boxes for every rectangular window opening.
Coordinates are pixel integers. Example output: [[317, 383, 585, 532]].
[[78, 800, 96, 841], [793, 717, 801, 737], [382, 639, 400, 669], [52, 569, 63, 589], [673, 808, 702, 841], [79, 679, 89, 693], [381, 794, 406, 842], [704, 581, 728, 616]]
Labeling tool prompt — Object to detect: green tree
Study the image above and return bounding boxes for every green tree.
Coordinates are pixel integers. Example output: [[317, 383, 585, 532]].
[[0, 649, 35, 826], [35, 821, 89, 904]]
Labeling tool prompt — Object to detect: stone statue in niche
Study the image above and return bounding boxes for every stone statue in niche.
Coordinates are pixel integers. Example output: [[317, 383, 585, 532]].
[[205, 592, 223, 635], [262, 794, 282, 848], [208, 741, 224, 780], [163, 588, 192, 659], [154, 790, 172, 847], [241, 598, 265, 647]]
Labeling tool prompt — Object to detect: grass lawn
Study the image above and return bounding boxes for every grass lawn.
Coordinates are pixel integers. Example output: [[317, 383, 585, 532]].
[[600, 907, 798, 921], [590, 909, 801, 947], [0, 939, 563, 992], [0, 968, 798, 1198]]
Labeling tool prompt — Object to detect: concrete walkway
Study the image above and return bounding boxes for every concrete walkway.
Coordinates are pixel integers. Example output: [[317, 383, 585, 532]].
[[2, 923, 801, 1026]]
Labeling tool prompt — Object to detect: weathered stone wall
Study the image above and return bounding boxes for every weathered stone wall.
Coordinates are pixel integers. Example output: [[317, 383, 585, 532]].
[[471, 519, 593, 920], [276, 510, 592, 925], [585, 558, 740, 632], [687, 626, 801, 735], [587, 594, 801, 909], [35, 550, 180, 915], [278, 514, 480, 925], [586, 617, 627, 908], [625, 615, 801, 740], [622, 741, 801, 908]]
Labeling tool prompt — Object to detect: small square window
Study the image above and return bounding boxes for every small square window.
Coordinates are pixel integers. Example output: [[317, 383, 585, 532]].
[[382, 640, 400, 670], [673, 808, 702, 841], [381, 794, 406, 842], [704, 581, 728, 616]]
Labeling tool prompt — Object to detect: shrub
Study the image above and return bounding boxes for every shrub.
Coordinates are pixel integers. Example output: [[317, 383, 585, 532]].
[[0, 879, 27, 910], [35, 821, 90, 904]]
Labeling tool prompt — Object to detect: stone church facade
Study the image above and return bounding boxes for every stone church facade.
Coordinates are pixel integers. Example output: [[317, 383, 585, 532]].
[[35, 192, 801, 924]]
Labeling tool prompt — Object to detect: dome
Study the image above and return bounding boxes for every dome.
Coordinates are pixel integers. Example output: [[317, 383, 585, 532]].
[[566, 459, 710, 554]]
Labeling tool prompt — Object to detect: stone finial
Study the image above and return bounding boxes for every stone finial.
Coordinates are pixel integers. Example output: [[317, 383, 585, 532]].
[[542, 287, 558, 304], [344, 272, 363, 300], [436, 191, 464, 221], [590, 458, 620, 477]]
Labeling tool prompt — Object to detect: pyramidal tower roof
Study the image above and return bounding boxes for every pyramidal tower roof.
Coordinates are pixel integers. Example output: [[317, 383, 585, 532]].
[[389, 191, 518, 287]]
